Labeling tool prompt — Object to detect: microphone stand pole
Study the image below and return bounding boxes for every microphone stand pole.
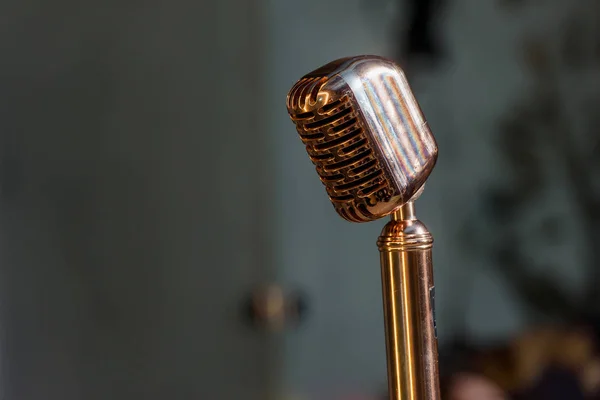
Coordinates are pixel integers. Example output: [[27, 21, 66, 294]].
[[377, 201, 441, 400]]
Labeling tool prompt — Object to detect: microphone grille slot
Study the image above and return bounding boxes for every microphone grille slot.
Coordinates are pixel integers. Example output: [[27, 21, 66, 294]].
[[288, 88, 395, 222]]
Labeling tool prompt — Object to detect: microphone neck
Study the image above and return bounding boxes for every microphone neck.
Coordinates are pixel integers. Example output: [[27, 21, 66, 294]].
[[392, 201, 416, 221]]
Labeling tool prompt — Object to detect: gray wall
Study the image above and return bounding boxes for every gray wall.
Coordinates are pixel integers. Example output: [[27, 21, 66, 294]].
[[0, 1, 271, 399]]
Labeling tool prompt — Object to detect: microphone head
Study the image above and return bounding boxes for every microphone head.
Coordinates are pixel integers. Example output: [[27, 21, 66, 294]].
[[286, 55, 438, 223]]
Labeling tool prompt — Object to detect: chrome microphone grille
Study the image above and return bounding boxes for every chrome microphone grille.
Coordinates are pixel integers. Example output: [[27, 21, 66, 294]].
[[286, 56, 438, 222]]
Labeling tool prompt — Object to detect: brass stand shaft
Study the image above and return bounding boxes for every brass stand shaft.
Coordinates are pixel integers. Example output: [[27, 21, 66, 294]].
[[377, 202, 440, 400]]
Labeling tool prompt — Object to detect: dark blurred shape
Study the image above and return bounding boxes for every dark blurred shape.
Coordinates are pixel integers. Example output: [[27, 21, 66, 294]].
[[401, 0, 444, 62], [497, 0, 527, 10], [512, 367, 585, 400], [538, 216, 563, 245], [483, 189, 519, 221], [561, 16, 587, 69], [0, 132, 22, 199]]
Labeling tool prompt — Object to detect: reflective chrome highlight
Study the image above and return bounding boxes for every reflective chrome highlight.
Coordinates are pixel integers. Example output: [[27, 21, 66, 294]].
[[286, 55, 437, 222]]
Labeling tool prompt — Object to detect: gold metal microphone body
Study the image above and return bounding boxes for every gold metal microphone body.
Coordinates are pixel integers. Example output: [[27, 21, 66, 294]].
[[378, 202, 439, 400], [286, 56, 440, 400]]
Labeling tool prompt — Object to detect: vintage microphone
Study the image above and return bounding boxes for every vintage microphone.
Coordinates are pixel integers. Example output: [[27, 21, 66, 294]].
[[285, 55, 440, 400]]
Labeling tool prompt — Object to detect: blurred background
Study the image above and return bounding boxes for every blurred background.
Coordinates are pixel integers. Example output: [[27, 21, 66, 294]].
[[0, 0, 599, 399]]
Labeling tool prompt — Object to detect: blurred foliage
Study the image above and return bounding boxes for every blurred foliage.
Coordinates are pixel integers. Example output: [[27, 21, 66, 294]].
[[478, 1, 600, 323]]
